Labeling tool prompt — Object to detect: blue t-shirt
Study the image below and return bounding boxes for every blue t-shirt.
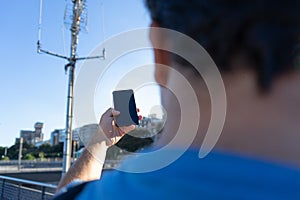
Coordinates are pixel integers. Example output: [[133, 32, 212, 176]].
[[58, 149, 300, 200]]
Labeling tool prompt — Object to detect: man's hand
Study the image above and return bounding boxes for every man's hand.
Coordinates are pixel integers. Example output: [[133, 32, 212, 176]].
[[99, 108, 136, 146], [87, 108, 136, 149]]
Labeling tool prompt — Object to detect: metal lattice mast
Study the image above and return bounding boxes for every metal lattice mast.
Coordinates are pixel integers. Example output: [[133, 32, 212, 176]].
[[37, 0, 105, 175]]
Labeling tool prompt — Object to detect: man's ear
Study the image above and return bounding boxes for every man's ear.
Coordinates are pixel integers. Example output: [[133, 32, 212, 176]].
[[150, 21, 171, 85], [150, 22, 170, 65]]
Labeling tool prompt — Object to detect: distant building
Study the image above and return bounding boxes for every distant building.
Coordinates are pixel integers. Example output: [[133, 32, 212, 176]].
[[140, 116, 151, 127], [20, 130, 35, 144], [50, 129, 65, 146], [139, 115, 164, 136], [50, 124, 98, 147], [34, 122, 43, 142], [72, 128, 80, 142], [19, 122, 44, 145]]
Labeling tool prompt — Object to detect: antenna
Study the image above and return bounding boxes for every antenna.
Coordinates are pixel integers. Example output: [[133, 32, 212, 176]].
[[37, 0, 106, 175], [64, 0, 88, 33]]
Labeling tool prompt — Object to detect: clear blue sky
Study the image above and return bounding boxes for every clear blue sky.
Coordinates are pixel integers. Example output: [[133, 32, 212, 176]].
[[0, 0, 159, 146]]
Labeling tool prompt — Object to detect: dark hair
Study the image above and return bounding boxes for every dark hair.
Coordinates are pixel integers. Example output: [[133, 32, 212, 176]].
[[145, 0, 300, 90]]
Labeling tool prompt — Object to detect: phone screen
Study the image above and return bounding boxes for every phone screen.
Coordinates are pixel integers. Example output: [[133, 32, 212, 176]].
[[113, 89, 139, 127]]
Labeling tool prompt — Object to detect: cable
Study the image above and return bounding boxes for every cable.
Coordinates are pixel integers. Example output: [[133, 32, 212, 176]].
[[100, 0, 106, 43], [61, 25, 67, 56], [38, 0, 43, 42]]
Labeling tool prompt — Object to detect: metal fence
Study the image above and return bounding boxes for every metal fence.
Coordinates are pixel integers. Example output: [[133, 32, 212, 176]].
[[0, 160, 62, 167], [0, 175, 57, 200], [0, 159, 120, 171]]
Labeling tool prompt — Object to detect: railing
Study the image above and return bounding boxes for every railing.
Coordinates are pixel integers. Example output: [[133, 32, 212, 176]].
[[0, 160, 63, 166], [0, 160, 121, 172], [0, 175, 57, 200]]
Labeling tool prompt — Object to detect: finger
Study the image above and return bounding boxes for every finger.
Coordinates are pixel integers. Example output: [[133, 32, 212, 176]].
[[102, 107, 113, 118], [119, 125, 135, 133], [111, 110, 120, 127], [111, 109, 120, 117]]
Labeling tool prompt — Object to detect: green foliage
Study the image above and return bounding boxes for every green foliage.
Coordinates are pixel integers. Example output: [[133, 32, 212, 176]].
[[1, 156, 9, 161], [24, 153, 35, 160], [0, 147, 5, 156], [38, 152, 45, 158], [7, 145, 19, 160], [1, 142, 63, 160], [39, 144, 52, 154]]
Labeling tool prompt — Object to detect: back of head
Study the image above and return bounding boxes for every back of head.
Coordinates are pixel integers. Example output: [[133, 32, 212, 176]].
[[146, 0, 300, 90]]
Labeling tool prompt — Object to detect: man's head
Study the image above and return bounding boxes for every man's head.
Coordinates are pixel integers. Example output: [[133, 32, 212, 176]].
[[145, 0, 300, 166], [146, 0, 300, 91]]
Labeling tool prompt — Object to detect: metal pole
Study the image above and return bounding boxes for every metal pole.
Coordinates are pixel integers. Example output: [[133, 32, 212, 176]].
[[41, 186, 46, 200], [4, 147, 7, 157], [1, 179, 6, 199], [37, 0, 104, 175], [18, 137, 23, 171], [62, 63, 75, 175], [18, 184, 21, 200], [62, 0, 83, 175]]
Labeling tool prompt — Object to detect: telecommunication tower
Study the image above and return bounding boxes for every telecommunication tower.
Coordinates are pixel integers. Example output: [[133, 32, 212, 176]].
[[37, 0, 106, 175]]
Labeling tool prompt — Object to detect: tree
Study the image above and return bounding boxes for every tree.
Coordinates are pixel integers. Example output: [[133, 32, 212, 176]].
[[24, 153, 35, 160], [1, 141, 64, 160], [1, 156, 9, 161], [38, 152, 45, 160]]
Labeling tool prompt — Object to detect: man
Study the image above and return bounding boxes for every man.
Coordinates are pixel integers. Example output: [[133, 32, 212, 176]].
[[55, 0, 300, 199]]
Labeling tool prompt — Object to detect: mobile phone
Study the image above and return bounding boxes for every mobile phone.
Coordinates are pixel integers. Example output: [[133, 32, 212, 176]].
[[112, 89, 139, 127]]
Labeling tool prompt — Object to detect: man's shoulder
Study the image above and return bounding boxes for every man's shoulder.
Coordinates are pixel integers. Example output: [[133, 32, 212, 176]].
[[54, 149, 300, 199]]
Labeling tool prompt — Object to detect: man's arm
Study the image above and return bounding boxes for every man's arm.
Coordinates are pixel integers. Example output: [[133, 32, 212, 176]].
[[56, 141, 108, 191]]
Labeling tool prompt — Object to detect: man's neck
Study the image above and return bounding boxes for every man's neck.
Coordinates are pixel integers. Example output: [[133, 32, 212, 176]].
[[157, 68, 300, 168]]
